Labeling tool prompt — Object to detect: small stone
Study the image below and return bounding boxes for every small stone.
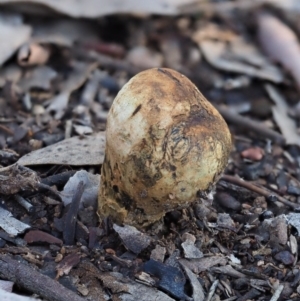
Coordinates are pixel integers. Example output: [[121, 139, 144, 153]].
[[274, 250, 295, 265], [241, 147, 264, 161], [215, 192, 241, 211]]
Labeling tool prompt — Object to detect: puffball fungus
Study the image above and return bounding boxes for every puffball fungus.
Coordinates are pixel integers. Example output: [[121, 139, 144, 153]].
[[98, 68, 232, 228]]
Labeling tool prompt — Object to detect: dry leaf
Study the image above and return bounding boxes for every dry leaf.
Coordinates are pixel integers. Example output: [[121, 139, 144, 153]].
[[62, 170, 99, 208], [265, 84, 300, 146], [18, 131, 106, 166], [181, 233, 203, 259], [0, 14, 31, 65], [46, 91, 70, 119], [113, 224, 152, 254], [0, 0, 195, 18], [45, 61, 97, 118], [17, 65, 57, 92], [180, 262, 205, 301], [258, 13, 300, 90], [198, 39, 283, 82]]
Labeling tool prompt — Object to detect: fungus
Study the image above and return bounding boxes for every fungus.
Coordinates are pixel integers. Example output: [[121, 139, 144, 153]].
[[98, 68, 232, 228]]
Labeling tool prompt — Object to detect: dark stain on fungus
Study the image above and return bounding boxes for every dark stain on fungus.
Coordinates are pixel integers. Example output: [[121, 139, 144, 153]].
[[112, 185, 119, 193], [119, 191, 134, 210], [157, 68, 181, 85], [170, 164, 176, 171], [131, 104, 142, 117]]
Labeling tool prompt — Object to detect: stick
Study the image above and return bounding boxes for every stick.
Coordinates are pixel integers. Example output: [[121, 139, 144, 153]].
[[221, 175, 298, 209], [215, 105, 285, 145], [0, 254, 86, 301]]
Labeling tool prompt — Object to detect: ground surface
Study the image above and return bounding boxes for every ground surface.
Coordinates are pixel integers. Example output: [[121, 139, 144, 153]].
[[0, 1, 300, 301]]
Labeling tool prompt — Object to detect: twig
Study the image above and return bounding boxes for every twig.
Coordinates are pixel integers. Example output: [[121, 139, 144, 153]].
[[0, 254, 86, 301], [205, 280, 219, 301], [0, 124, 14, 135], [215, 105, 285, 145], [73, 47, 193, 80], [37, 183, 62, 202], [41, 170, 77, 187], [63, 181, 85, 245], [270, 284, 284, 301], [221, 175, 298, 209], [15, 195, 34, 213], [73, 48, 142, 76]]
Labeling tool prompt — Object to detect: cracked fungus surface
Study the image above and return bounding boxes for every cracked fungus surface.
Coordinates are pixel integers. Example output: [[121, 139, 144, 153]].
[[98, 68, 232, 228]]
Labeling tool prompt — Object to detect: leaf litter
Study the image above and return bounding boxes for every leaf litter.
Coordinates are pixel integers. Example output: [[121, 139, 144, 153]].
[[0, 1, 300, 301]]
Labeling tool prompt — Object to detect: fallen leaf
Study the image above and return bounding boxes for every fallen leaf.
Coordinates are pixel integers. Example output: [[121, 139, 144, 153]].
[[113, 224, 152, 254], [180, 262, 205, 301], [265, 84, 300, 146], [18, 131, 106, 166], [181, 233, 203, 259], [46, 61, 98, 119], [198, 39, 283, 82], [61, 170, 99, 209], [46, 91, 70, 119], [257, 12, 300, 90], [0, 0, 196, 18], [0, 14, 31, 65], [17, 65, 57, 92]]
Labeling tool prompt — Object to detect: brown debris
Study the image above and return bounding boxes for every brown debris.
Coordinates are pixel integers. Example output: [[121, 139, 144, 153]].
[[241, 147, 265, 161], [24, 230, 63, 245], [56, 253, 81, 279], [0, 164, 39, 195]]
